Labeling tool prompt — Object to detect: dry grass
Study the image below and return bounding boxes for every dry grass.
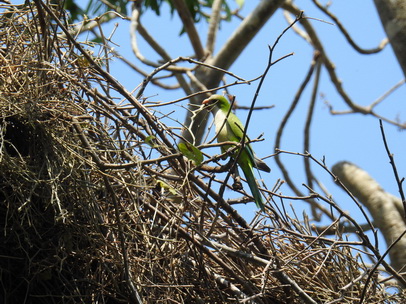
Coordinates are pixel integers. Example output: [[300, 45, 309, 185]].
[[0, 2, 404, 303]]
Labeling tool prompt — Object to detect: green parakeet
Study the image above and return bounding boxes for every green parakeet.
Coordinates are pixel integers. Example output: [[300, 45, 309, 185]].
[[203, 94, 270, 211]]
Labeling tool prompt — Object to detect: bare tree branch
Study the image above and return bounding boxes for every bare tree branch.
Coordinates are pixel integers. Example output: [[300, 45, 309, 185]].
[[283, 2, 405, 129], [332, 161, 406, 273], [206, 0, 223, 54], [312, 0, 389, 54], [172, 0, 205, 59], [183, 0, 286, 144], [374, 0, 406, 77], [379, 120, 406, 216]]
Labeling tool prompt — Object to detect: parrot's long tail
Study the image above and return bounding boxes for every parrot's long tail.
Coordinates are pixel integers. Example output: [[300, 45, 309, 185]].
[[240, 162, 265, 211]]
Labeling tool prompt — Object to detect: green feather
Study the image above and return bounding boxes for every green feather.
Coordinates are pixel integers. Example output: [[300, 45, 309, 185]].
[[203, 94, 270, 211]]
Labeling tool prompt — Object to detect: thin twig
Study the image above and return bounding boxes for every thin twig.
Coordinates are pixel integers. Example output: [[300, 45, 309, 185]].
[[311, 0, 388, 54], [379, 119, 406, 217]]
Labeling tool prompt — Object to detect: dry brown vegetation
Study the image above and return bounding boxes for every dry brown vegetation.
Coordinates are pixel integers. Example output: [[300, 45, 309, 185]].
[[0, 2, 404, 303]]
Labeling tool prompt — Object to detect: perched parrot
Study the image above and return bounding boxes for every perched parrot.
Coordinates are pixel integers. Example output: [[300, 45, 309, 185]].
[[202, 94, 270, 211]]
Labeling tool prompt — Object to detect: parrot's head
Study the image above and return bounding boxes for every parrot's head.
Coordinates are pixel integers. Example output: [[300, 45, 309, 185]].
[[202, 94, 231, 111]]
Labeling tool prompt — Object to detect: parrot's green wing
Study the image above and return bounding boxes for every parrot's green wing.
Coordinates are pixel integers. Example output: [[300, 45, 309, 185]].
[[227, 116, 256, 161]]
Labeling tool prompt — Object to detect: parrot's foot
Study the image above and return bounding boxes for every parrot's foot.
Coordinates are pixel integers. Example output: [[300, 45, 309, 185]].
[[232, 176, 243, 190]]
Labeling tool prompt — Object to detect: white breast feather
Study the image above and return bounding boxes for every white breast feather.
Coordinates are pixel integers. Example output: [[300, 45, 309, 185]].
[[213, 108, 230, 143]]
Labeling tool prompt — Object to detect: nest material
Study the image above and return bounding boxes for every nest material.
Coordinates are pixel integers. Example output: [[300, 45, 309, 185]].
[[0, 2, 404, 304]]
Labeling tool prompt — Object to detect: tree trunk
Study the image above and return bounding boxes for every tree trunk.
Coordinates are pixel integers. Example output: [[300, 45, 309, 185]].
[[181, 0, 286, 145], [374, 0, 406, 77], [332, 161, 406, 274]]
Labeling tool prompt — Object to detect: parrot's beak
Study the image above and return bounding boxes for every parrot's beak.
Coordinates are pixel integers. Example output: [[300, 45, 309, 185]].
[[202, 98, 217, 106], [202, 98, 210, 105]]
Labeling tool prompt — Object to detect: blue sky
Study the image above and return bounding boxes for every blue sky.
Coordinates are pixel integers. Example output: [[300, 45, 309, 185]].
[[76, 1, 405, 249]]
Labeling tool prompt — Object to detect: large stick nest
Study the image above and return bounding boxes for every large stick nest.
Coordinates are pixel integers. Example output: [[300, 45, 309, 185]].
[[0, 2, 404, 303]]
